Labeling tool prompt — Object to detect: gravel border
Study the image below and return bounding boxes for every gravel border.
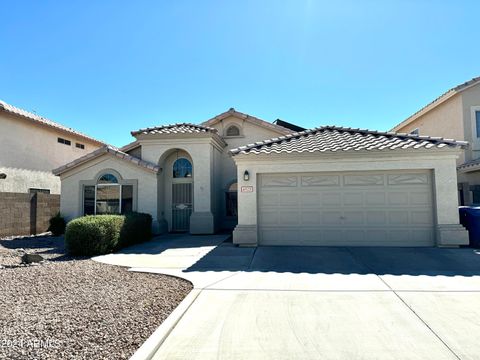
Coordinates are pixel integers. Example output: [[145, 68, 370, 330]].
[[0, 235, 193, 360]]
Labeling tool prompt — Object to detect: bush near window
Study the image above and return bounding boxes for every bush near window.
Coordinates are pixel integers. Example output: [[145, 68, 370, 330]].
[[118, 212, 152, 249], [48, 212, 67, 236], [65, 212, 152, 256]]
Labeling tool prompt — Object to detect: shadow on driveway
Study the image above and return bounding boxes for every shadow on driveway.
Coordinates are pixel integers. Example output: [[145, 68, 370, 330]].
[[95, 233, 480, 277], [184, 243, 480, 276]]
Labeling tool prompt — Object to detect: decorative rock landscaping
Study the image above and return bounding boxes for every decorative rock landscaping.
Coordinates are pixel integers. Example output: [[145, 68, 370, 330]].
[[0, 234, 192, 360]]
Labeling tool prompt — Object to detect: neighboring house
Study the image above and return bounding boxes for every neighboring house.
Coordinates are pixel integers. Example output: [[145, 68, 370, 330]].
[[54, 108, 468, 247], [391, 77, 480, 205], [0, 100, 104, 194]]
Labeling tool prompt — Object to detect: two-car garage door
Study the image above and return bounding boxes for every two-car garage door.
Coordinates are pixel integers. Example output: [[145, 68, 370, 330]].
[[258, 171, 434, 246]]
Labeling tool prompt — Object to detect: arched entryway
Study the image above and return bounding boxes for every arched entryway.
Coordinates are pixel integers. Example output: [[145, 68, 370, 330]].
[[171, 157, 193, 231], [158, 149, 194, 233]]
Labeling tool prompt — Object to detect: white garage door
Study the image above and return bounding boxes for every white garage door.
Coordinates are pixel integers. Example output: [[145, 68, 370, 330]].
[[258, 171, 434, 246]]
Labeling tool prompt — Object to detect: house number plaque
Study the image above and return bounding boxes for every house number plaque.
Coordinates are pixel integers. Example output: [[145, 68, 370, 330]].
[[241, 186, 254, 193]]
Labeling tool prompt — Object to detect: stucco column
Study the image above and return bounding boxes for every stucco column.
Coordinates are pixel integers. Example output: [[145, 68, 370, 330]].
[[156, 172, 168, 234], [434, 160, 469, 246], [190, 146, 214, 234], [232, 163, 258, 246]]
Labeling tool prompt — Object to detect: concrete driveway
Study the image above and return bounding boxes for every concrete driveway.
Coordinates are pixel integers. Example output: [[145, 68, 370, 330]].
[[95, 235, 480, 360]]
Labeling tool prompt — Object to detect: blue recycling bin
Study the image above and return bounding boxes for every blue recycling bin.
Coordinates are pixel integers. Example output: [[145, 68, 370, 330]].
[[459, 207, 480, 247]]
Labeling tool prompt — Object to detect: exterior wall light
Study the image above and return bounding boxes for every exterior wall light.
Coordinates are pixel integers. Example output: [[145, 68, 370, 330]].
[[0, 173, 6, 179], [243, 170, 250, 181]]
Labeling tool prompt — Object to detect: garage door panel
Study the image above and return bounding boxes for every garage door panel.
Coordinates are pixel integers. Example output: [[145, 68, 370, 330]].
[[410, 192, 430, 205], [258, 171, 434, 247], [344, 174, 384, 186], [279, 210, 299, 225], [279, 193, 300, 206], [301, 211, 320, 225], [343, 192, 364, 206], [411, 211, 433, 225], [301, 175, 340, 187], [259, 193, 279, 207], [260, 211, 279, 225], [366, 211, 387, 225], [322, 211, 343, 224], [389, 211, 409, 225], [322, 193, 342, 206], [388, 173, 429, 185], [261, 175, 298, 187], [366, 192, 386, 205], [343, 211, 364, 225], [300, 193, 321, 206], [388, 192, 409, 205]]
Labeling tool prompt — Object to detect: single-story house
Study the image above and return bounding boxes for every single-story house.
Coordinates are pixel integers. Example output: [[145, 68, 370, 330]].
[[54, 108, 469, 247]]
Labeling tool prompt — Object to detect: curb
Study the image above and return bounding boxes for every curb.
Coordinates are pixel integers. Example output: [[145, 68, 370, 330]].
[[129, 288, 201, 360]]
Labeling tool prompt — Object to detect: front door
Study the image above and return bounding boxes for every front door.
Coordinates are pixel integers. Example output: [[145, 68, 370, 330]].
[[172, 182, 193, 232]]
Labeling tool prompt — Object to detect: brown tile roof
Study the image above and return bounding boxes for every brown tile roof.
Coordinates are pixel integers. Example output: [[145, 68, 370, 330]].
[[391, 76, 480, 131], [120, 140, 140, 152], [201, 108, 293, 135], [230, 126, 468, 156], [131, 123, 218, 136], [53, 145, 159, 175], [0, 99, 105, 145]]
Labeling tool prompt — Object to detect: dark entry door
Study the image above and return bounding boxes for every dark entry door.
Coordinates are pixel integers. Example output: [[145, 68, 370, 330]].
[[172, 183, 193, 232]]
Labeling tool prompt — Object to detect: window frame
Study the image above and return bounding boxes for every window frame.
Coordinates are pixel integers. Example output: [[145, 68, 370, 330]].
[[470, 106, 480, 150], [29, 188, 50, 194], [80, 170, 138, 216], [76, 142, 85, 149], [173, 158, 193, 179], [57, 137, 71, 146], [224, 124, 243, 138], [95, 182, 122, 215]]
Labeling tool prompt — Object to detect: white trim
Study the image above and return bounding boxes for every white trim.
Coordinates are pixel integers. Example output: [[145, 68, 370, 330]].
[[471, 106, 480, 150]]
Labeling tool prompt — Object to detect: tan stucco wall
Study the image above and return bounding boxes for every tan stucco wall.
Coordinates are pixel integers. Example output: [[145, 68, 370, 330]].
[[134, 118, 286, 231], [209, 116, 288, 228], [394, 95, 465, 164], [0, 112, 101, 193], [0, 167, 61, 194], [59, 154, 158, 224], [233, 150, 466, 246], [460, 85, 480, 161]]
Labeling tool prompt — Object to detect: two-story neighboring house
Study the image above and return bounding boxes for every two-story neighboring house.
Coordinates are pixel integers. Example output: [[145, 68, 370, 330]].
[[391, 77, 480, 205], [0, 100, 104, 195]]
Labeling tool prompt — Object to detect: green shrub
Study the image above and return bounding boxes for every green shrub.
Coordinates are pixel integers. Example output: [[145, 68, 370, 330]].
[[64, 212, 153, 256], [118, 212, 152, 249], [48, 212, 66, 236], [65, 215, 124, 256]]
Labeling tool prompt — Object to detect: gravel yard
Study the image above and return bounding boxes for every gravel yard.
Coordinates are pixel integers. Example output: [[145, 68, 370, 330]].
[[0, 234, 193, 360]]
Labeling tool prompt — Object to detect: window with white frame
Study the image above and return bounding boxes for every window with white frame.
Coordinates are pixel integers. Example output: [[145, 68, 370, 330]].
[[83, 173, 133, 215]]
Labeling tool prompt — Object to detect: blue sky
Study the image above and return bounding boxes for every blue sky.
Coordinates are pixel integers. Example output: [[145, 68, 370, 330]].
[[0, 1, 478, 146]]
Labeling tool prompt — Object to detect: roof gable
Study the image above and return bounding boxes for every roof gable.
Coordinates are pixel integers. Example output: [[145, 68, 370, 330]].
[[230, 126, 468, 156], [391, 76, 480, 131], [201, 108, 293, 135], [53, 145, 159, 175], [0, 99, 104, 145], [131, 123, 218, 136]]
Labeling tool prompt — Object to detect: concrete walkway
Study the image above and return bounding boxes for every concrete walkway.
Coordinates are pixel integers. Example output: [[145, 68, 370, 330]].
[[94, 235, 480, 360]]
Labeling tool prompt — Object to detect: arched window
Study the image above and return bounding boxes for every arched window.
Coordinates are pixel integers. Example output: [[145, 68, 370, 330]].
[[173, 158, 193, 178], [98, 173, 118, 184], [225, 182, 238, 217], [83, 172, 134, 215], [226, 125, 240, 137]]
